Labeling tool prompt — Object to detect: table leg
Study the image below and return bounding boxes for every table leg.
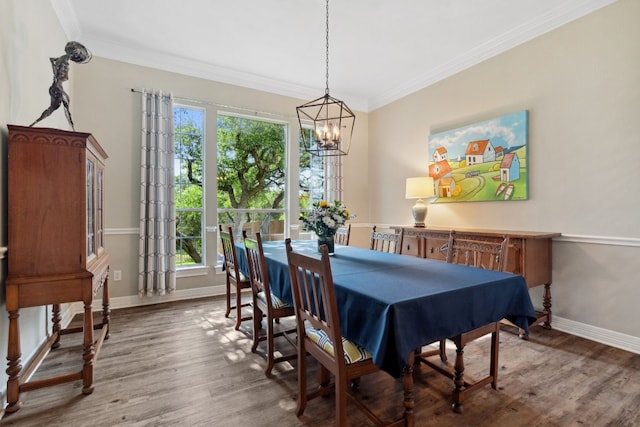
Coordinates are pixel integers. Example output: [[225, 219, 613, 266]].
[[451, 344, 465, 413], [403, 352, 415, 426]]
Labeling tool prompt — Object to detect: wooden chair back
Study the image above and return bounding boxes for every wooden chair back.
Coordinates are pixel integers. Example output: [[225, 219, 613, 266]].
[[417, 231, 508, 410], [446, 231, 510, 272], [219, 224, 251, 328], [370, 225, 403, 254], [243, 231, 274, 310], [334, 223, 351, 246], [219, 225, 242, 280], [286, 239, 396, 425], [286, 240, 344, 367], [244, 232, 296, 375]]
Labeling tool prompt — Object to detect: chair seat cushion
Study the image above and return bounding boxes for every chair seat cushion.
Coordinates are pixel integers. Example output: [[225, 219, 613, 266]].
[[257, 291, 290, 309], [305, 327, 372, 364]]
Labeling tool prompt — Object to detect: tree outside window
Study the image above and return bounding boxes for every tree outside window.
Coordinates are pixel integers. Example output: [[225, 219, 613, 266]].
[[216, 114, 286, 240], [174, 105, 204, 266], [299, 127, 325, 211]]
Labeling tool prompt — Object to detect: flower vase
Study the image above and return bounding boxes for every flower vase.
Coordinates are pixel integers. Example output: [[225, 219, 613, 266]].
[[317, 235, 335, 255]]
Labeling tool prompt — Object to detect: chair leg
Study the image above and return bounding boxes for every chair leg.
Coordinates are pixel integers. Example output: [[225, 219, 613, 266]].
[[335, 376, 348, 426], [439, 339, 448, 362], [252, 304, 262, 353], [234, 285, 243, 330], [225, 277, 232, 318], [318, 365, 330, 388], [296, 342, 308, 417], [490, 327, 499, 389], [265, 314, 275, 376]]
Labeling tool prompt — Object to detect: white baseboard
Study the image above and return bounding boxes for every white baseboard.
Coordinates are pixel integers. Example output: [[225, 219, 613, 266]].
[[66, 285, 227, 314], [550, 316, 640, 355]]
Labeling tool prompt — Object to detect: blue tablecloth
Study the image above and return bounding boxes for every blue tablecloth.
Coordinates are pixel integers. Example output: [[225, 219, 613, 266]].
[[235, 240, 536, 378]]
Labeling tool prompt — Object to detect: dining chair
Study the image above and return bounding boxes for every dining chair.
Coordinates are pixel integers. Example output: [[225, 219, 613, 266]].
[[219, 224, 252, 330], [285, 239, 403, 426], [445, 231, 510, 271], [243, 231, 297, 376], [416, 230, 510, 412], [370, 225, 403, 254], [334, 223, 351, 246]]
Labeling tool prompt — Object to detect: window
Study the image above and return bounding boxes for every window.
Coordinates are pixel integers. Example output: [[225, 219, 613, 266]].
[[298, 127, 344, 206], [216, 113, 286, 241], [174, 105, 205, 267], [299, 127, 326, 210]]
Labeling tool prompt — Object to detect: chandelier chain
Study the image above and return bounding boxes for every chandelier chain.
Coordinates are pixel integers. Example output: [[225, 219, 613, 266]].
[[325, 0, 330, 95]]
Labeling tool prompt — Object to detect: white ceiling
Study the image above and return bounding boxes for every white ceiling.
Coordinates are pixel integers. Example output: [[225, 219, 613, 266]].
[[51, 0, 615, 112]]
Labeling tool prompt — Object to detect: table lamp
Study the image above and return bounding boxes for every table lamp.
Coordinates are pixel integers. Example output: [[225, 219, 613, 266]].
[[405, 177, 435, 227]]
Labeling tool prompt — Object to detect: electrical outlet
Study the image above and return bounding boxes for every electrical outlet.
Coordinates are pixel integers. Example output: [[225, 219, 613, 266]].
[[113, 270, 122, 281]]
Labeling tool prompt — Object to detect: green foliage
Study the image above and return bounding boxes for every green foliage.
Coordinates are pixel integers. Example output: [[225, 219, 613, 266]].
[[174, 107, 204, 264], [175, 108, 203, 187], [217, 115, 285, 211], [298, 127, 325, 209]]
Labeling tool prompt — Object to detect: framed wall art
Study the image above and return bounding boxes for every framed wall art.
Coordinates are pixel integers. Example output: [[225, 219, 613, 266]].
[[427, 110, 528, 203]]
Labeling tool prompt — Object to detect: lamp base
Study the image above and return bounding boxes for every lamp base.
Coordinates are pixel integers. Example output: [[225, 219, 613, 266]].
[[412, 199, 428, 228]]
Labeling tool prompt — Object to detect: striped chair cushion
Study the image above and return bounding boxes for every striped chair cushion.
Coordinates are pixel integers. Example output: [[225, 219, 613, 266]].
[[305, 327, 372, 364], [257, 291, 290, 309]]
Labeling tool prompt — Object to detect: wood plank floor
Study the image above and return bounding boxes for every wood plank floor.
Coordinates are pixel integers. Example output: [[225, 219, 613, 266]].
[[2, 296, 639, 426]]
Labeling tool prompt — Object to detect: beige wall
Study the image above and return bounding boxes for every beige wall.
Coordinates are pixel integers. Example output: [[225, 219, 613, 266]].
[[368, 0, 640, 342], [0, 0, 74, 403], [71, 56, 370, 301]]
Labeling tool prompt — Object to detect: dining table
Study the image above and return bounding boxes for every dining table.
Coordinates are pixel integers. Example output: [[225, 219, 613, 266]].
[[235, 239, 536, 424]]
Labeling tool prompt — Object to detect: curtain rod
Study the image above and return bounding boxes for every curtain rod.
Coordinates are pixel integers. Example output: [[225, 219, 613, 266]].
[[130, 88, 293, 120]]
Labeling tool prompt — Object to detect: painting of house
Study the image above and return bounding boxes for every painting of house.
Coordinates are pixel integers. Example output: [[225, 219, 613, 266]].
[[433, 147, 448, 162], [500, 152, 520, 182], [465, 139, 496, 165], [428, 160, 455, 198], [427, 110, 528, 202]]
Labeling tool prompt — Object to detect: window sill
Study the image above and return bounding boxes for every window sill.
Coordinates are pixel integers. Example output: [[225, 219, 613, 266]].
[[176, 265, 210, 278]]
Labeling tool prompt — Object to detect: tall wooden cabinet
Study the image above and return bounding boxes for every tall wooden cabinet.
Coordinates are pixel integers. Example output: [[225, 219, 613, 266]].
[[5, 125, 110, 413]]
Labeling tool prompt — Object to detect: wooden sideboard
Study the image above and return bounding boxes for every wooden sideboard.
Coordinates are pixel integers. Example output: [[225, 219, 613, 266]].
[[392, 226, 561, 331]]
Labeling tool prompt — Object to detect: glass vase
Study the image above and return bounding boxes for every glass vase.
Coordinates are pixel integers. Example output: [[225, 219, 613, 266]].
[[317, 235, 335, 255]]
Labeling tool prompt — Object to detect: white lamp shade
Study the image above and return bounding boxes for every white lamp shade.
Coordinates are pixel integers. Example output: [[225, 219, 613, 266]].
[[405, 177, 435, 199]]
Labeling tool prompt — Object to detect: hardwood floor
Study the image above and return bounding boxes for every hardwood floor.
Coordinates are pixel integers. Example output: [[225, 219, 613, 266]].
[[2, 296, 639, 426]]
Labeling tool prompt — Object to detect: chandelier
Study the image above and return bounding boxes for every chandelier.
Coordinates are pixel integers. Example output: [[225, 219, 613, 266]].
[[296, 0, 355, 157]]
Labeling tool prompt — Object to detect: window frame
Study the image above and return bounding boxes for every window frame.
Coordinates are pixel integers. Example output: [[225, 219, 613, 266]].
[[173, 102, 206, 272]]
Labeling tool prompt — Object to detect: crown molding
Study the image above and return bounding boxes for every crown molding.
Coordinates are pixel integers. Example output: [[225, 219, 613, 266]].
[[367, 0, 618, 111], [51, 0, 616, 112]]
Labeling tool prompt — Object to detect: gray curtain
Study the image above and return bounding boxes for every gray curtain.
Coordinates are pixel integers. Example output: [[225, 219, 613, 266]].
[[138, 89, 176, 296]]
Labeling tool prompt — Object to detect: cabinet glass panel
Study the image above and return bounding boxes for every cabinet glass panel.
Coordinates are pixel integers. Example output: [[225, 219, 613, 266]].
[[97, 168, 104, 250], [87, 159, 95, 257]]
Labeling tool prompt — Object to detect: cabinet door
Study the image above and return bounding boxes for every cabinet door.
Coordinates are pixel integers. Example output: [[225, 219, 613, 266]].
[[86, 158, 95, 259], [400, 235, 421, 257], [97, 166, 105, 253], [424, 232, 449, 260]]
